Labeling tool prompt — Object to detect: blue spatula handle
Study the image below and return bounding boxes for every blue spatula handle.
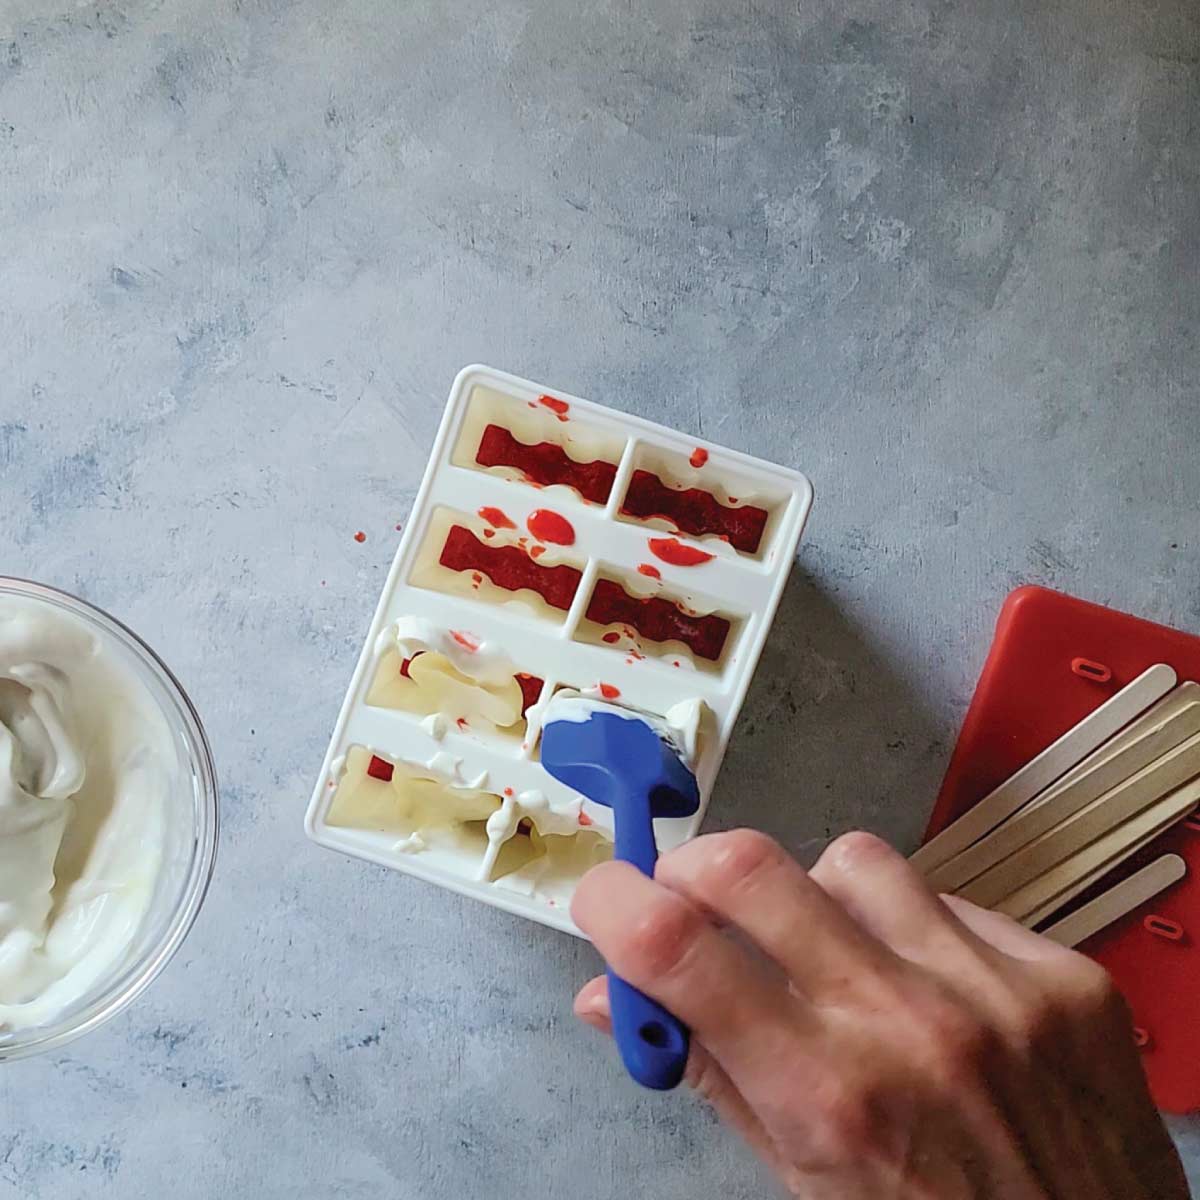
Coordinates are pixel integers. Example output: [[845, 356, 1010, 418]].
[[608, 788, 690, 1091]]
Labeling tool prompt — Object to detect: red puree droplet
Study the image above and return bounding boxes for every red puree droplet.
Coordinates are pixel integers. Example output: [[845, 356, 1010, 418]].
[[477, 506, 516, 530], [578, 811, 593, 827], [482, 529, 495, 539], [527, 508, 575, 546], [503, 787, 514, 798], [599, 683, 620, 700], [530, 545, 546, 560], [354, 530, 366, 543], [586, 579, 730, 661], [648, 537, 714, 567], [537, 394, 569, 416], [621, 470, 768, 553], [516, 673, 543, 713], [440, 526, 582, 610], [636, 563, 662, 580], [450, 629, 480, 652], [475, 425, 616, 504], [367, 755, 394, 782], [689, 447, 708, 468], [456, 717, 469, 730], [395, 523, 403, 531], [602, 631, 620, 644]]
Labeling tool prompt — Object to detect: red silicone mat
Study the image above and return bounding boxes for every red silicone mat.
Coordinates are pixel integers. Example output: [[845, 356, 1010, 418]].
[[925, 586, 1200, 1114]]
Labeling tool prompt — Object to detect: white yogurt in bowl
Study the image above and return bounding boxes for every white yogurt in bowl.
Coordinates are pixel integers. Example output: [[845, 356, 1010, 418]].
[[0, 579, 217, 1058]]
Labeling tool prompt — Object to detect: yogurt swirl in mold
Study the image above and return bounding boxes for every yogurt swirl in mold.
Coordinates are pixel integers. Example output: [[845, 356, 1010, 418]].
[[0, 597, 169, 1031]]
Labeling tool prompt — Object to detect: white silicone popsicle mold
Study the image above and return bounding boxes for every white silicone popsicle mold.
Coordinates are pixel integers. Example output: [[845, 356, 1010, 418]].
[[305, 365, 814, 935]]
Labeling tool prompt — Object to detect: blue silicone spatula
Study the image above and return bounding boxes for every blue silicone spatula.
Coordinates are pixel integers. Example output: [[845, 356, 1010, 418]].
[[541, 696, 701, 1090]]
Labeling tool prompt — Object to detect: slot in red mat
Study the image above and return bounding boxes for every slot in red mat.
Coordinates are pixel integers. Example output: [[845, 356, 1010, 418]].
[[925, 586, 1200, 1113]]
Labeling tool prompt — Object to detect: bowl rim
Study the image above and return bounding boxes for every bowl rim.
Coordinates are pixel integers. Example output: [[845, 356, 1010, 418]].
[[0, 576, 219, 1061]]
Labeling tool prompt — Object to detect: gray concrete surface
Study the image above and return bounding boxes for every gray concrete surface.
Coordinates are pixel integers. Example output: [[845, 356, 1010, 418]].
[[2, 0, 1199, 1195]]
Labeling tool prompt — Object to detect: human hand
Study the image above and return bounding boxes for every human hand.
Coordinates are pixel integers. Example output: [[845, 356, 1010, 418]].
[[571, 830, 1189, 1199]]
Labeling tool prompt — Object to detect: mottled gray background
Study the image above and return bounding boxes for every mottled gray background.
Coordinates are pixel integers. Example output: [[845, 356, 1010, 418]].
[[2, 0, 1198, 1195]]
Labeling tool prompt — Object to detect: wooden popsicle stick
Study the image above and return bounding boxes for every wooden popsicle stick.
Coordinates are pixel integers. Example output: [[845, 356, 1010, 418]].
[[928, 703, 1200, 893], [1022, 683, 1200, 815], [957, 730, 1200, 909], [912, 664, 1177, 874], [993, 776, 1200, 922], [1040, 855, 1186, 948], [1020, 821, 1173, 928]]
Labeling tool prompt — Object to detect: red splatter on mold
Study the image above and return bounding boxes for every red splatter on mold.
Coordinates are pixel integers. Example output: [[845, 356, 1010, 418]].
[[602, 631, 621, 644], [367, 755, 394, 782], [450, 629, 481, 652], [477, 506, 516, 530], [353, 530, 367, 543], [527, 508, 575, 546], [516, 673, 543, 713], [456, 717, 469, 731], [399, 653, 421, 678], [475, 424, 616, 504], [598, 683, 620, 700], [636, 563, 662, 580], [648, 537, 715, 567], [503, 787, 515, 798], [537, 394, 569, 416], [586, 579, 730, 661], [622, 470, 768, 553], [578, 811, 593, 827], [440, 526, 581, 610], [483, 529, 495, 539], [530, 545, 546, 560], [395, 523, 403, 530], [689, 447, 709, 468]]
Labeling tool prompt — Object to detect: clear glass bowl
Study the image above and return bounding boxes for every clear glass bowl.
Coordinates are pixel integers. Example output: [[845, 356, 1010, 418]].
[[0, 578, 218, 1061]]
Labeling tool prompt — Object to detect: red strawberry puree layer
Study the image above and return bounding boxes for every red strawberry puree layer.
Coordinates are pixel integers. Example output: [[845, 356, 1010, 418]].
[[621, 470, 768, 554], [439, 526, 581, 610], [586, 579, 730, 661], [475, 425, 617, 505]]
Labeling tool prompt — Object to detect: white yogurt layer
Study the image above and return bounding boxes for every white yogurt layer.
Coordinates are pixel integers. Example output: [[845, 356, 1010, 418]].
[[0, 597, 169, 1031]]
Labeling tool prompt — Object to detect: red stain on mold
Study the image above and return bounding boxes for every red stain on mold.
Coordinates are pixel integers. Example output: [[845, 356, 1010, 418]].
[[537, 394, 570, 418], [578, 811, 594, 827], [516, 673, 543, 713], [598, 683, 621, 700], [367, 755, 394, 782], [648, 537, 715, 567], [483, 528, 495, 538], [456, 717, 470, 731], [530, 545, 546, 560], [689, 447, 709, 468], [478, 506, 516, 530], [503, 787, 515, 798], [450, 629, 480, 652], [636, 563, 662, 580], [602, 631, 621, 644], [527, 508, 575, 546], [353, 530, 367, 543]]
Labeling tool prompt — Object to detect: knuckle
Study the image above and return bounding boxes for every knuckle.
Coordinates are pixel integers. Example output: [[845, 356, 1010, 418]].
[[701, 828, 785, 894], [621, 893, 704, 980], [1054, 956, 1121, 1021], [809, 1079, 875, 1156], [822, 830, 895, 877]]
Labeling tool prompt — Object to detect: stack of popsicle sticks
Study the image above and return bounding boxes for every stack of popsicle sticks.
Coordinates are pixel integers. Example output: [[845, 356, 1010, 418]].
[[912, 664, 1197, 946]]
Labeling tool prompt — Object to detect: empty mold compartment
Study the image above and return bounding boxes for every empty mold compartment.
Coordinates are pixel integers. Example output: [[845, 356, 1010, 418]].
[[450, 382, 627, 506], [617, 442, 794, 560], [366, 634, 544, 746], [574, 569, 744, 673], [409, 506, 586, 623]]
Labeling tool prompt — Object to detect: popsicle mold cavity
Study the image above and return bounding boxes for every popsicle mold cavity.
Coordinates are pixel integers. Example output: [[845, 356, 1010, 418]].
[[306, 365, 813, 935], [452, 384, 626, 506]]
